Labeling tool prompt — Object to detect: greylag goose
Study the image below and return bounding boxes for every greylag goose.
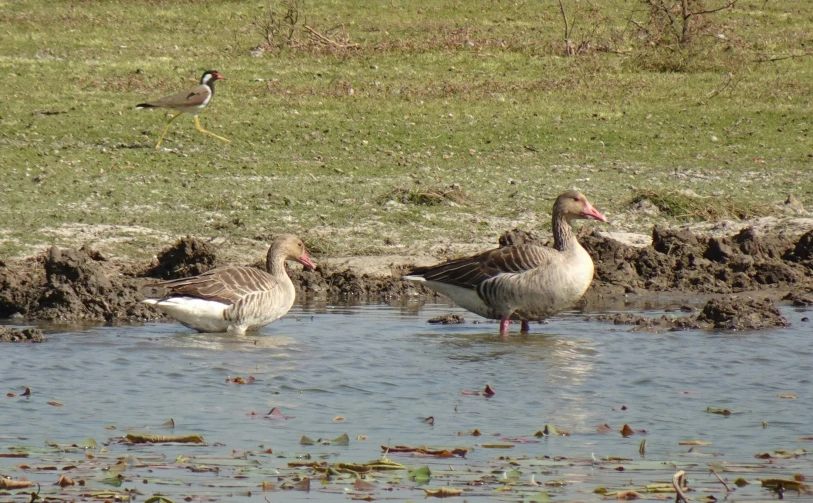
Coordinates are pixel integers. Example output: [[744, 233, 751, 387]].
[[135, 70, 229, 149], [143, 234, 315, 334], [403, 191, 606, 335]]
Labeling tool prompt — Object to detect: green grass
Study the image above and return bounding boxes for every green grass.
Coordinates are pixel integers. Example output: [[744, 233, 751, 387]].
[[1, 0, 811, 262]]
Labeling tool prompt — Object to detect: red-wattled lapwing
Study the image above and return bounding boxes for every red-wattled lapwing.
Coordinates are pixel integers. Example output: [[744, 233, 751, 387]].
[[136, 70, 229, 149]]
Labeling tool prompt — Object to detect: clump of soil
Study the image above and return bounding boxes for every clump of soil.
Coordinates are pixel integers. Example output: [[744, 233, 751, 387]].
[[498, 228, 544, 248], [588, 312, 699, 332], [590, 297, 788, 331], [428, 313, 465, 324], [0, 326, 45, 342], [289, 263, 418, 298], [0, 246, 158, 323], [696, 297, 789, 330], [143, 237, 218, 280], [783, 290, 813, 307], [582, 225, 811, 294]]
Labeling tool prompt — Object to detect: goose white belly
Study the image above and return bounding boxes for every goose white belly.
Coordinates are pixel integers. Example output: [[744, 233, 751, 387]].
[[143, 297, 234, 333], [405, 276, 492, 319]]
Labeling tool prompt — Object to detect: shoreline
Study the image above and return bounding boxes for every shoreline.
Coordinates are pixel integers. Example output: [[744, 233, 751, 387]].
[[1, 219, 812, 334]]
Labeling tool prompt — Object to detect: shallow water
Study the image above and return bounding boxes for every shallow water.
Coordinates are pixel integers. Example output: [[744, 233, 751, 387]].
[[1, 300, 812, 501]]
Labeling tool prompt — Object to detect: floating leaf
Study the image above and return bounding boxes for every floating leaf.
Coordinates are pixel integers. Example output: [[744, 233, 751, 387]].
[[145, 497, 175, 503], [500, 437, 539, 444], [334, 416, 346, 421], [423, 416, 434, 425], [47, 401, 64, 407], [22, 387, 31, 396], [615, 489, 642, 500], [409, 465, 431, 483], [679, 440, 711, 446], [534, 424, 569, 437], [160, 418, 175, 429], [620, 424, 634, 437], [300, 435, 316, 446], [125, 434, 204, 444], [382, 445, 468, 457], [76, 438, 97, 448], [57, 474, 75, 487], [354, 478, 377, 491], [262, 481, 275, 491], [462, 384, 495, 397], [481, 443, 514, 449], [226, 375, 255, 384], [597, 424, 614, 433], [705, 407, 732, 416], [760, 478, 808, 491], [733, 477, 749, 487], [332, 433, 350, 446], [0, 478, 33, 489], [424, 487, 462, 497], [777, 393, 797, 399], [99, 472, 124, 487], [265, 407, 293, 420]]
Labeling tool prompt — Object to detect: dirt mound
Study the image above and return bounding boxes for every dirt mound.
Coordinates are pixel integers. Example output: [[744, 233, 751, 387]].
[[290, 263, 417, 298], [783, 290, 813, 307], [590, 297, 788, 331], [696, 297, 789, 330], [583, 225, 813, 294], [0, 326, 45, 342], [143, 237, 218, 280], [0, 246, 158, 323], [428, 313, 465, 324], [498, 228, 544, 247], [786, 229, 813, 263]]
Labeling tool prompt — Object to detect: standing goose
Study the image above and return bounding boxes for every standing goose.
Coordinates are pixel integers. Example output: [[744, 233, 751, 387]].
[[403, 191, 607, 336], [143, 235, 315, 334], [135, 70, 230, 149]]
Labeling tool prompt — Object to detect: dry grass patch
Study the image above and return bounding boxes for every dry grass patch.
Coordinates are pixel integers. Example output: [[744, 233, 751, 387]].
[[630, 189, 773, 221], [382, 184, 471, 207]]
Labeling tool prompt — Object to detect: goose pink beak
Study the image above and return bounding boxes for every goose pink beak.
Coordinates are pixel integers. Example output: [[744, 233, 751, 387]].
[[583, 201, 607, 222], [298, 251, 316, 270]]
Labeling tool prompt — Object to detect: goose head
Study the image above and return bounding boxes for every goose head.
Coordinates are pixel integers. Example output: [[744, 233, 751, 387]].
[[554, 191, 607, 223], [270, 234, 316, 270]]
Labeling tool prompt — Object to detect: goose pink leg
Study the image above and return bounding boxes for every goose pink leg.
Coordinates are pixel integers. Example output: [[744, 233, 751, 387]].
[[520, 320, 530, 333], [499, 317, 510, 335]]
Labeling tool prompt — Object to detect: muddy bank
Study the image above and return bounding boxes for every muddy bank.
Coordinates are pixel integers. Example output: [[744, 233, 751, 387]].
[[0, 225, 810, 330]]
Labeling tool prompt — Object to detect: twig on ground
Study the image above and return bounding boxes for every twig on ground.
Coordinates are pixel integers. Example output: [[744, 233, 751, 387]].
[[673, 470, 690, 503], [710, 468, 731, 493]]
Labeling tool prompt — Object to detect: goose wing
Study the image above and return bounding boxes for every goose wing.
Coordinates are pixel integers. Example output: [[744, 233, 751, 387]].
[[407, 244, 559, 289], [150, 265, 280, 305]]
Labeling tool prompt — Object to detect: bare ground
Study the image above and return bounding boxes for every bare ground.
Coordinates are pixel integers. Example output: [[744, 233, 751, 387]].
[[1, 219, 812, 333]]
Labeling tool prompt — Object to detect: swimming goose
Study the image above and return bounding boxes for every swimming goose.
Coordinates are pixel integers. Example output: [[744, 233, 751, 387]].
[[403, 191, 607, 335], [143, 235, 315, 334]]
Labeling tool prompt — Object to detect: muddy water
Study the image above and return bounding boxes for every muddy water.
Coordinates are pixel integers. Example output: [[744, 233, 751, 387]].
[[1, 301, 812, 501]]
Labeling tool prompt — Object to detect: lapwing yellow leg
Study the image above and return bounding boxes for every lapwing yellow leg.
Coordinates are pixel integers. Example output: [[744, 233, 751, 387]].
[[154, 113, 181, 149], [194, 115, 230, 143]]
